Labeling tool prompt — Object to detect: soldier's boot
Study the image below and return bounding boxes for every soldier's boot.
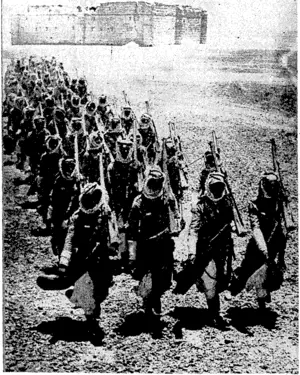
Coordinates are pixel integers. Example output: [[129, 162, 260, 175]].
[[86, 311, 104, 346], [144, 296, 162, 339], [206, 295, 228, 329]]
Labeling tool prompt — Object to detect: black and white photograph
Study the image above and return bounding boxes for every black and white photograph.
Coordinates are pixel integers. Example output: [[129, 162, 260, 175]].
[[2, 0, 298, 372]]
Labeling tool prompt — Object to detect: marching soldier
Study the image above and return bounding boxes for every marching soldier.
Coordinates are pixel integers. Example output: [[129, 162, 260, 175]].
[[121, 106, 134, 135], [35, 134, 63, 234], [37, 182, 117, 345], [62, 117, 87, 165], [15, 105, 36, 170], [174, 171, 236, 327], [43, 96, 56, 126], [48, 158, 80, 258], [126, 166, 178, 337], [26, 116, 50, 187], [96, 95, 114, 127], [230, 171, 289, 309], [66, 95, 82, 120], [198, 151, 221, 196], [108, 138, 140, 223], [8, 96, 27, 139], [138, 113, 157, 165], [84, 101, 98, 134], [77, 77, 88, 103], [70, 78, 78, 94], [81, 131, 103, 183], [104, 116, 126, 158], [48, 107, 69, 137]]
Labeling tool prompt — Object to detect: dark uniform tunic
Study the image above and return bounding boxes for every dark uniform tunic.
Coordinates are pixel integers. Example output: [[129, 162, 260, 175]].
[[61, 207, 113, 318], [127, 193, 175, 313], [232, 197, 286, 299], [49, 173, 79, 257], [190, 195, 234, 299]]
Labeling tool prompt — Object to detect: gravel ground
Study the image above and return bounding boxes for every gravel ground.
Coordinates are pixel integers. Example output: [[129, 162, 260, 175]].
[[3, 48, 298, 373]]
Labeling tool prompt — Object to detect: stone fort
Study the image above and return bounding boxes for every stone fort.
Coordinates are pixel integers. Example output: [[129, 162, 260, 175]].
[[12, 2, 207, 46]]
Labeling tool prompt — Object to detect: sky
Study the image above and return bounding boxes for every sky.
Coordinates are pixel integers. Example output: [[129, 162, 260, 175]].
[[2, 0, 297, 49]]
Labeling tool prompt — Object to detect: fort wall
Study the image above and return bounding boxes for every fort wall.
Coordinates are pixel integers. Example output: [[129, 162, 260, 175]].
[[11, 2, 207, 46]]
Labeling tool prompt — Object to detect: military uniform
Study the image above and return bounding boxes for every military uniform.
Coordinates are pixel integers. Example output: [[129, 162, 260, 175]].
[[49, 158, 79, 257], [178, 172, 235, 324], [138, 114, 157, 165], [36, 135, 63, 228], [231, 172, 287, 308], [37, 183, 116, 344], [127, 167, 175, 336]]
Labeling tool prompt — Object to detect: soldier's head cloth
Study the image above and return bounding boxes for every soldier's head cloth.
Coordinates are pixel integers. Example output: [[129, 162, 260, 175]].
[[259, 171, 280, 199], [122, 106, 132, 119], [70, 117, 83, 134], [111, 117, 123, 132], [204, 151, 220, 168], [79, 182, 104, 214], [85, 101, 97, 116], [116, 138, 133, 163], [71, 95, 81, 108], [59, 158, 76, 180], [54, 107, 66, 122], [45, 96, 55, 108], [7, 93, 17, 105], [24, 105, 36, 117], [45, 134, 61, 154], [33, 115, 46, 128], [89, 131, 103, 151], [98, 95, 107, 107], [142, 166, 166, 200], [140, 113, 152, 129], [78, 77, 86, 86], [205, 171, 226, 202], [15, 96, 27, 111]]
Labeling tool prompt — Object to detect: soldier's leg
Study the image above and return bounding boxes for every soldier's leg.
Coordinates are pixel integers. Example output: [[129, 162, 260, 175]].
[[201, 260, 219, 318], [230, 243, 265, 296]]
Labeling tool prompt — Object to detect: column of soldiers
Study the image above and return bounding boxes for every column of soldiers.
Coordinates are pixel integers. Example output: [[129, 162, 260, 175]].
[[3, 56, 295, 344]]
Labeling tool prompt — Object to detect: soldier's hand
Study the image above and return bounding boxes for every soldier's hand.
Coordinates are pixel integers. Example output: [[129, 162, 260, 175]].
[[58, 264, 67, 275], [62, 220, 68, 229], [188, 253, 196, 263], [128, 259, 136, 276], [102, 202, 111, 217]]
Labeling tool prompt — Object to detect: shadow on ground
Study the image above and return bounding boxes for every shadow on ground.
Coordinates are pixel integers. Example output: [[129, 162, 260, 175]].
[[33, 317, 95, 344], [116, 311, 166, 338], [225, 307, 278, 335]]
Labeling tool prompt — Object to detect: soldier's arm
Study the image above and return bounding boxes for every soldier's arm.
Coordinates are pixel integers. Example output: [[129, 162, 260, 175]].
[[64, 185, 80, 220], [59, 212, 77, 271], [127, 197, 142, 261], [249, 201, 268, 260], [188, 201, 203, 257]]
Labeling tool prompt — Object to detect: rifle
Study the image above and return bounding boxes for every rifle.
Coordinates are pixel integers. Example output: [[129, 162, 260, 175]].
[[99, 151, 120, 248], [39, 102, 43, 117], [270, 138, 295, 232], [122, 91, 145, 190], [209, 131, 247, 236], [168, 121, 189, 190], [73, 130, 83, 192], [161, 138, 182, 236], [145, 100, 160, 158], [133, 115, 144, 192]]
